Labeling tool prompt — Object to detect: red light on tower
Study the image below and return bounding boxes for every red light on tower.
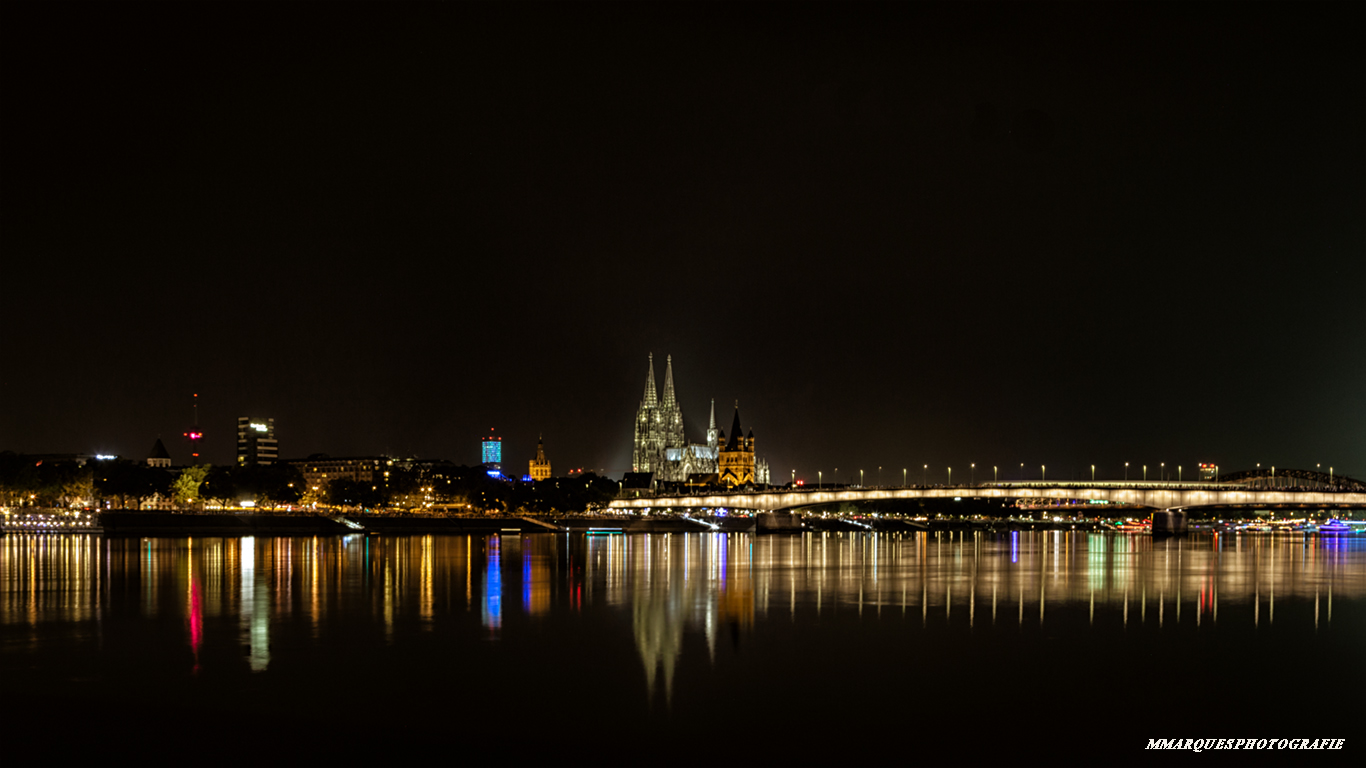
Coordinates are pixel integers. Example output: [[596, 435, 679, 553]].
[[184, 393, 205, 463]]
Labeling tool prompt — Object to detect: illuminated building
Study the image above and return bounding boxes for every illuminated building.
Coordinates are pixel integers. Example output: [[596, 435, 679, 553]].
[[717, 406, 756, 487], [631, 354, 768, 484], [236, 417, 278, 465], [632, 354, 685, 477], [529, 435, 552, 481], [482, 428, 502, 470], [288, 456, 392, 498], [146, 438, 171, 468]]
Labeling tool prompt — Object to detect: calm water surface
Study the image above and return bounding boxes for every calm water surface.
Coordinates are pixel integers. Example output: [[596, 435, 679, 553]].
[[3, 531, 1363, 766]]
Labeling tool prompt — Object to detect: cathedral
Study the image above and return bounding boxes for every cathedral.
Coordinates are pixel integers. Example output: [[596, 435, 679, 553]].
[[631, 354, 770, 486]]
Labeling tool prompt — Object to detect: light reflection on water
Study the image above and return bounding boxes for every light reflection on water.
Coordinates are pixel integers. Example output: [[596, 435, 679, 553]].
[[5, 532, 1362, 660], [3, 531, 1364, 762]]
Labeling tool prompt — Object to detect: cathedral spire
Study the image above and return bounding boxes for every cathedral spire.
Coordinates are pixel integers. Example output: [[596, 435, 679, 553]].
[[706, 397, 720, 450], [643, 353, 658, 409], [662, 355, 678, 410]]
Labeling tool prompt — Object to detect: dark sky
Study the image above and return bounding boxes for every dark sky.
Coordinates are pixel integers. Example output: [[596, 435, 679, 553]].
[[3, 2, 1363, 482]]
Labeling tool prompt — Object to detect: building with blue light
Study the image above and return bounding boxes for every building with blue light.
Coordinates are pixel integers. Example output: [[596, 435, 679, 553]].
[[482, 429, 502, 471]]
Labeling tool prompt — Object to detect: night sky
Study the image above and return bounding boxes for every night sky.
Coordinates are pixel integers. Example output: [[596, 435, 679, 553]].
[[4, 3, 1363, 482]]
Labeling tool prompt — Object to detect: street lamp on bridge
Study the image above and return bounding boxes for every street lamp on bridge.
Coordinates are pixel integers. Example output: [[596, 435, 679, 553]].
[[1041, 465, 1046, 482], [860, 469, 864, 487], [1143, 465, 1148, 482], [1091, 464, 1095, 482], [947, 466, 952, 485], [818, 471, 822, 489], [994, 465, 998, 483], [1161, 462, 1165, 482], [903, 468, 907, 486], [923, 464, 927, 486], [971, 463, 976, 486], [1125, 462, 1129, 481]]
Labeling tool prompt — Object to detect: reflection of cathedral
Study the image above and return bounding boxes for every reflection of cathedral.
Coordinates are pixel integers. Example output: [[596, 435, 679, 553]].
[[631, 354, 769, 485], [629, 534, 754, 705]]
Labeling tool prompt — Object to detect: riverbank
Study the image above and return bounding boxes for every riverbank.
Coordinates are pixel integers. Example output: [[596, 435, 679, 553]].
[[77, 511, 1111, 536], [0, 510, 1118, 536]]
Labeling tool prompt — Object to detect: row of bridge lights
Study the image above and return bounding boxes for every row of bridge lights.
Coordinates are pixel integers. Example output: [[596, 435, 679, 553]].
[[789, 463, 1335, 488], [1249, 464, 1335, 484]]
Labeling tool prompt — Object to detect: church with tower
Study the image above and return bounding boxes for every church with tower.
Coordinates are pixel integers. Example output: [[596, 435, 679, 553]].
[[716, 407, 757, 486], [631, 354, 769, 487]]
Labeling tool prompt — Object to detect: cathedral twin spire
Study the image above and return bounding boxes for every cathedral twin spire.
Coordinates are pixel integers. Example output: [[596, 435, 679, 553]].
[[641, 353, 679, 411], [634, 353, 685, 475], [631, 353, 766, 484]]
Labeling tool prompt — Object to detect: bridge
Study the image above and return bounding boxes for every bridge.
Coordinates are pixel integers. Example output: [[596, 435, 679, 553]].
[[609, 480, 1366, 515], [1217, 467, 1365, 491]]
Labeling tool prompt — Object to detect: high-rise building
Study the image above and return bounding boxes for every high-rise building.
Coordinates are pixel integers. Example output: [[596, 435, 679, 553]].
[[482, 428, 502, 470], [236, 417, 278, 465], [529, 435, 552, 481]]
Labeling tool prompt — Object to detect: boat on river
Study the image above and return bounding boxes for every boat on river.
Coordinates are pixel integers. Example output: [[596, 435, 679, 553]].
[[1112, 519, 1151, 533], [1318, 519, 1365, 536]]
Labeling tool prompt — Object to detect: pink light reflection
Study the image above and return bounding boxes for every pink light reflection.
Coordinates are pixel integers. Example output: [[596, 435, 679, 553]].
[[189, 572, 203, 673]]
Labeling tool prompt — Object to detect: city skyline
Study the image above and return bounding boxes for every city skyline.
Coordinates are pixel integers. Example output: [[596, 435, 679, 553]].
[[3, 3, 1362, 480], [4, 382, 1360, 486], [3, 5, 1363, 762]]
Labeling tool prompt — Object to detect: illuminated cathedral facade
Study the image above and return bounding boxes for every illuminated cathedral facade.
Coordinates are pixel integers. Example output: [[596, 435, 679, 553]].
[[631, 354, 770, 486]]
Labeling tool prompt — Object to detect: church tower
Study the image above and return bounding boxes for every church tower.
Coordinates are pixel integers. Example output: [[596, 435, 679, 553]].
[[717, 405, 755, 487], [529, 435, 552, 481]]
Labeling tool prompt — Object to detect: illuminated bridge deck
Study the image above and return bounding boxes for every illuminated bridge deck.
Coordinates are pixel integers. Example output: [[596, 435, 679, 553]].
[[609, 482, 1366, 513]]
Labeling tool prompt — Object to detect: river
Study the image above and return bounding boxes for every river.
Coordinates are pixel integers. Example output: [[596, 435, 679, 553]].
[[3, 531, 1362, 766]]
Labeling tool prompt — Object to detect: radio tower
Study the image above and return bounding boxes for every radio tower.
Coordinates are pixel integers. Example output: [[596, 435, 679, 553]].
[[182, 393, 205, 464]]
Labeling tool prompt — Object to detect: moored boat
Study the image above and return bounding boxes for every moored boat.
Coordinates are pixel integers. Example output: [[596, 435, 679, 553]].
[[1317, 519, 1362, 535]]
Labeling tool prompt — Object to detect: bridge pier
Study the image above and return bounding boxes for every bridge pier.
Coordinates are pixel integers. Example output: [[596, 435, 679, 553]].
[[1151, 510, 1188, 536], [755, 512, 804, 533]]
